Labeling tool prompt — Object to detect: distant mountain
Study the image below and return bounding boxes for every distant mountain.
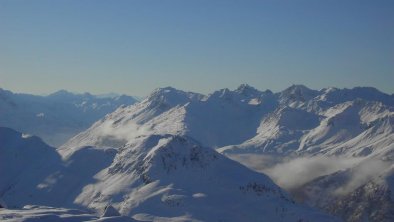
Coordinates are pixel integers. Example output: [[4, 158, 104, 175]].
[[0, 88, 138, 146]]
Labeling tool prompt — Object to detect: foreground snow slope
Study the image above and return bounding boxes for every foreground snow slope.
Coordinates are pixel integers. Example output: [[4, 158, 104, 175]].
[[0, 88, 137, 146], [0, 205, 136, 222]]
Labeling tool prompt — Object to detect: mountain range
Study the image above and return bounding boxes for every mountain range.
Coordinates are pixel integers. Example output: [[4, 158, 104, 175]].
[[1, 84, 393, 221], [0, 88, 137, 146]]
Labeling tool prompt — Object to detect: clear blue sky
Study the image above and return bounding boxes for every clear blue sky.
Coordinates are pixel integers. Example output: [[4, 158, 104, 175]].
[[1, 0, 393, 96]]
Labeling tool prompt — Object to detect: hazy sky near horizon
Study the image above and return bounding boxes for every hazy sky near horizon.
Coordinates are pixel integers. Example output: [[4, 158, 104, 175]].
[[1, 0, 393, 96]]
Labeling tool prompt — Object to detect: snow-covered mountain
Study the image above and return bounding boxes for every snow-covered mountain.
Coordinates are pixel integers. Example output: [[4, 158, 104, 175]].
[[58, 84, 393, 221], [0, 127, 336, 221], [2, 84, 393, 221], [70, 134, 335, 221], [0, 88, 137, 146], [0, 127, 60, 196], [60, 84, 278, 152], [219, 106, 321, 154], [220, 99, 393, 157], [0, 127, 116, 209], [61, 84, 393, 159]]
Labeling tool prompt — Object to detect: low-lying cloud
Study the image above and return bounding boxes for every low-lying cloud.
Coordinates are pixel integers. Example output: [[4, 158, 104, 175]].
[[227, 154, 363, 191], [264, 156, 363, 190], [334, 159, 392, 195], [228, 153, 393, 198]]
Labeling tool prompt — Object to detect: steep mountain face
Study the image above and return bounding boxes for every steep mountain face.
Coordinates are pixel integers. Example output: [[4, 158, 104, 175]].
[[0, 88, 137, 146]]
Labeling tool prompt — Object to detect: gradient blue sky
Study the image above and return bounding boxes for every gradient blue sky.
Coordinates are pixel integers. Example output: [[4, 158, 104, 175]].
[[1, 0, 393, 96]]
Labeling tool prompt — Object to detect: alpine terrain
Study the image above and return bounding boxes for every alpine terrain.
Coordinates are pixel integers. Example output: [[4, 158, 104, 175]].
[[1, 84, 393, 221], [0, 88, 137, 146]]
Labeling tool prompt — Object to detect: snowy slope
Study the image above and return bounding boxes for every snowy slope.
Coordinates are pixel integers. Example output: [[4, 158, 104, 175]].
[[219, 106, 320, 154], [297, 100, 394, 157], [219, 87, 393, 158], [0, 88, 137, 146]]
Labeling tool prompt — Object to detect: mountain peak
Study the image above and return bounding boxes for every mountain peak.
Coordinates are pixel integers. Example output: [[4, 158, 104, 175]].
[[152, 86, 178, 94], [143, 135, 220, 173], [318, 86, 394, 107], [46, 90, 82, 101], [280, 84, 319, 103], [284, 84, 314, 93], [235, 84, 262, 97], [146, 87, 203, 108], [236, 83, 255, 91], [350, 86, 387, 96], [208, 85, 264, 102], [48, 89, 76, 97]]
